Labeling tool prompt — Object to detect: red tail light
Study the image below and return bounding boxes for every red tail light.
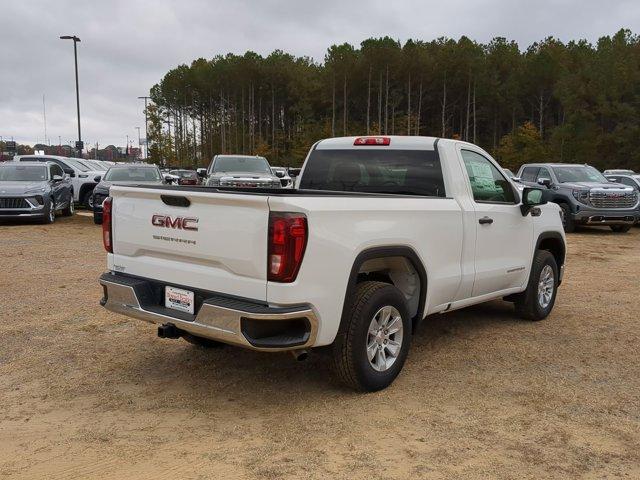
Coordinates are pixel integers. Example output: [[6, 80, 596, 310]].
[[268, 212, 307, 283], [102, 197, 113, 253], [354, 136, 391, 146]]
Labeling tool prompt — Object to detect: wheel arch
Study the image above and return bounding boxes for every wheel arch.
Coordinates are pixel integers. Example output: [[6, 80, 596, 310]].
[[338, 246, 428, 334], [79, 182, 97, 201], [535, 231, 565, 281]]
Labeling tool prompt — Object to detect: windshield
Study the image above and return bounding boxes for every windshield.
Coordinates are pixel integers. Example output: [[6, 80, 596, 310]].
[[83, 160, 104, 170], [104, 167, 161, 182], [299, 149, 446, 196], [62, 159, 90, 172], [212, 156, 270, 174], [553, 166, 607, 183], [0, 165, 48, 181]]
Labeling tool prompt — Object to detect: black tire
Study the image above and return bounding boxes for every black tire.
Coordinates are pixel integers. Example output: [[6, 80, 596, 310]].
[[331, 281, 412, 392], [40, 199, 56, 224], [558, 202, 575, 233], [181, 333, 223, 348], [81, 190, 92, 209], [93, 211, 103, 225], [61, 196, 74, 217], [610, 225, 631, 233], [514, 250, 559, 321]]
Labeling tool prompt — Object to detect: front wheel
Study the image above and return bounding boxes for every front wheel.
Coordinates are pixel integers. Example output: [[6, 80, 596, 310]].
[[61, 197, 74, 217], [81, 191, 93, 209], [515, 250, 559, 321], [610, 225, 631, 233], [331, 281, 411, 392], [558, 203, 575, 233], [40, 199, 56, 224]]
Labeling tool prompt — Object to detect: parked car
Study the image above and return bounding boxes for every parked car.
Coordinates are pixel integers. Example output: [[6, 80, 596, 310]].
[[604, 173, 640, 191], [0, 161, 74, 223], [99, 135, 565, 392], [204, 155, 281, 188], [604, 169, 635, 175], [517, 163, 638, 233], [169, 169, 200, 186], [92, 164, 164, 224], [14, 155, 105, 208], [271, 166, 293, 188]]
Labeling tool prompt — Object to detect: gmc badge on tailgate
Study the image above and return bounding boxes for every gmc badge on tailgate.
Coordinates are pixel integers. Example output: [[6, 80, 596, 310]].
[[151, 214, 199, 231]]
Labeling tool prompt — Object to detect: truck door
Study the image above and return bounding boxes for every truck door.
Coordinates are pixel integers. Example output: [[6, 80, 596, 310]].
[[458, 148, 533, 297]]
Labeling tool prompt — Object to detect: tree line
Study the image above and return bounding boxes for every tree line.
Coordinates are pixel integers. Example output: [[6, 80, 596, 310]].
[[147, 29, 640, 171]]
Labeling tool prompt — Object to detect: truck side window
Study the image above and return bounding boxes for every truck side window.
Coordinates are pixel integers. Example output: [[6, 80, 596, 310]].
[[461, 150, 516, 204], [536, 167, 552, 182], [520, 167, 539, 182]]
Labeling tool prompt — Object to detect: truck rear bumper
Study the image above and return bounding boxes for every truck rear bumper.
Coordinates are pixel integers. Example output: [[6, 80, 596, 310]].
[[99, 272, 318, 351]]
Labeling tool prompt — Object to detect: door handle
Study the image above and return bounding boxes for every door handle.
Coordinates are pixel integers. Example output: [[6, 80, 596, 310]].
[[479, 216, 493, 225]]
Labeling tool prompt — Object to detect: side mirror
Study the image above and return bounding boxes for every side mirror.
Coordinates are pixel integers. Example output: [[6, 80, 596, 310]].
[[274, 170, 285, 178], [608, 178, 617, 182], [521, 187, 547, 216], [94, 175, 102, 183], [52, 175, 63, 182], [65, 168, 76, 178], [537, 178, 552, 187], [196, 168, 207, 178], [512, 177, 521, 183]]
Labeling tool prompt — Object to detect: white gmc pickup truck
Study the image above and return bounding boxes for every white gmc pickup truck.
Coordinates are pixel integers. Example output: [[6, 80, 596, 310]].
[[99, 136, 566, 391]]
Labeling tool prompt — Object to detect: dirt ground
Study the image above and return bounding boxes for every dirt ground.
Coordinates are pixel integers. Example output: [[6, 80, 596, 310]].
[[0, 213, 639, 479]]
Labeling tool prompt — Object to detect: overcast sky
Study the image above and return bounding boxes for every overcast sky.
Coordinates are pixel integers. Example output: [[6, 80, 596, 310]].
[[1, 0, 638, 149]]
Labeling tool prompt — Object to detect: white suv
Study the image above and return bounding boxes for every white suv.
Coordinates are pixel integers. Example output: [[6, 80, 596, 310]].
[[14, 155, 106, 208]]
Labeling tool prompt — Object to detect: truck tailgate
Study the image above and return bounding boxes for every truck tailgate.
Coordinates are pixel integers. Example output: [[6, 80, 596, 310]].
[[108, 186, 269, 301]]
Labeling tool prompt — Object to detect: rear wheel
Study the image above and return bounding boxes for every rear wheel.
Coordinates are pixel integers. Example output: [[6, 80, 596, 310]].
[[610, 225, 631, 233], [331, 281, 411, 392], [515, 250, 558, 321]]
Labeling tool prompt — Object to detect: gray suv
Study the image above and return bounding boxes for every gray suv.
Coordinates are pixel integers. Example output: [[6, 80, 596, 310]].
[[517, 163, 638, 233], [0, 162, 74, 223]]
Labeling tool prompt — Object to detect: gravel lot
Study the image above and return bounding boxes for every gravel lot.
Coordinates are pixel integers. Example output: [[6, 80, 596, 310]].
[[1, 213, 639, 479]]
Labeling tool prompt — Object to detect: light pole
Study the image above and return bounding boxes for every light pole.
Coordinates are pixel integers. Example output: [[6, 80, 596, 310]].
[[60, 35, 82, 157], [135, 127, 141, 159], [138, 96, 150, 158]]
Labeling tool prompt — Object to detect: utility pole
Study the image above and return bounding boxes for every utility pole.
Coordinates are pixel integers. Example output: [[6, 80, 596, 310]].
[[59, 35, 82, 157], [138, 96, 151, 158], [135, 126, 141, 159]]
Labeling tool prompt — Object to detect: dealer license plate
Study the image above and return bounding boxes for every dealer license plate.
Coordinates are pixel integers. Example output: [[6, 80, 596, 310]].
[[165, 286, 195, 314]]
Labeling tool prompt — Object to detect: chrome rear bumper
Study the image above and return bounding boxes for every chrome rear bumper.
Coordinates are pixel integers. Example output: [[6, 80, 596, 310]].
[[99, 272, 318, 351]]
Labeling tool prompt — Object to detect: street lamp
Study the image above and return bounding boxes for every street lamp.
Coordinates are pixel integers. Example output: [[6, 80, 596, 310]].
[[138, 96, 150, 158], [135, 126, 141, 159], [60, 35, 82, 157]]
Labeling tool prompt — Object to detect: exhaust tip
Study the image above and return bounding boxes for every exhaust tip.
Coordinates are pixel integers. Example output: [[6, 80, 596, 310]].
[[290, 349, 309, 361]]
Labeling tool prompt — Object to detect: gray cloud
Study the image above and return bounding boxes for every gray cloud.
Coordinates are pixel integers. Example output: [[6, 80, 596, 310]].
[[1, 0, 638, 147]]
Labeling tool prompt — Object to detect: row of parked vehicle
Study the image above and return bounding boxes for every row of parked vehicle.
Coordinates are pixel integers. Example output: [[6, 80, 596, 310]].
[[504, 164, 639, 233], [0, 155, 117, 224], [1, 150, 637, 235]]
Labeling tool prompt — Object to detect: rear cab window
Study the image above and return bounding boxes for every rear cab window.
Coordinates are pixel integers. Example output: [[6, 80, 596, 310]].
[[299, 149, 446, 197]]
